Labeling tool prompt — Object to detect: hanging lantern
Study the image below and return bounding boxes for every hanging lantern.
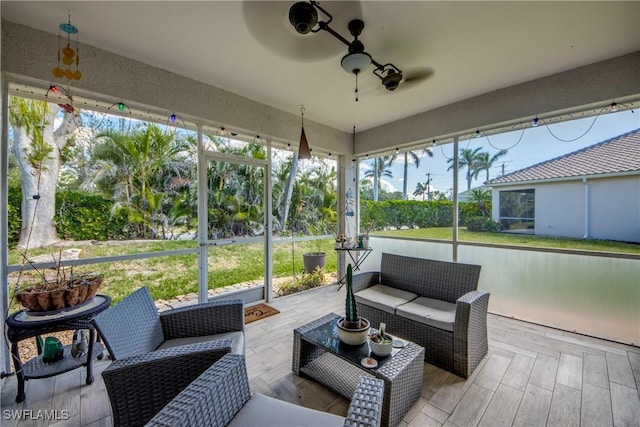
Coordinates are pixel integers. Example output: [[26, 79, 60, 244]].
[[52, 13, 82, 81]]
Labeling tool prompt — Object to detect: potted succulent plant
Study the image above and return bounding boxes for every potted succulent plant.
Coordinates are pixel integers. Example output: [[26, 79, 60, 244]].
[[337, 264, 370, 345], [369, 323, 393, 357]]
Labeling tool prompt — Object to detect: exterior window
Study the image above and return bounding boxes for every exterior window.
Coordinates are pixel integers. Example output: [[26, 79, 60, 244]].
[[499, 189, 534, 232]]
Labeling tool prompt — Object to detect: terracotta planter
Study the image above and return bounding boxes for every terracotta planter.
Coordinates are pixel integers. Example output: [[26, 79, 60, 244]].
[[14, 275, 103, 312]]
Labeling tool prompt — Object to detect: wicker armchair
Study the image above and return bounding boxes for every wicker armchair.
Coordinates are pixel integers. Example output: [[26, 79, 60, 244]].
[[352, 253, 489, 378], [146, 354, 384, 427], [92, 287, 245, 426]]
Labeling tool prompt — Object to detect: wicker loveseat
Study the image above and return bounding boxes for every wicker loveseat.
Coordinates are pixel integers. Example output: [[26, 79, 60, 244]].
[[93, 287, 245, 426], [352, 253, 489, 378], [146, 354, 384, 427]]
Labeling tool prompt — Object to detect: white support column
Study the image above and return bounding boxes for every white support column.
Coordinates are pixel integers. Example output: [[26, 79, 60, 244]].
[[452, 137, 459, 262], [264, 142, 273, 302], [337, 155, 346, 281], [342, 156, 358, 274], [197, 125, 209, 303], [1, 78, 12, 373]]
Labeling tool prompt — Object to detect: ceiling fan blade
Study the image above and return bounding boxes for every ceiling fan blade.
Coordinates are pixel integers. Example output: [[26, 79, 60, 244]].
[[367, 67, 434, 96], [397, 67, 434, 91], [242, 1, 363, 62]]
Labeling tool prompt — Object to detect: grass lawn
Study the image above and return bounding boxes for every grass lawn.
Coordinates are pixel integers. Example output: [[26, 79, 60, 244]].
[[8, 239, 338, 305], [374, 227, 640, 253]]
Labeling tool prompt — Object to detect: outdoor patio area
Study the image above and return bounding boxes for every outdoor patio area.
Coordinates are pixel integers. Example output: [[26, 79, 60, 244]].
[[1, 283, 638, 427]]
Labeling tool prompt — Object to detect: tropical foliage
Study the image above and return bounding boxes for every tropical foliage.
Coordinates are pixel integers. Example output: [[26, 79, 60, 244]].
[[6, 96, 338, 248]]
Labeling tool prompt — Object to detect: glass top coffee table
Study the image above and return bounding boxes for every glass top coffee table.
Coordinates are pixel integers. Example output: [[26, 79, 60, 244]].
[[293, 313, 425, 427]]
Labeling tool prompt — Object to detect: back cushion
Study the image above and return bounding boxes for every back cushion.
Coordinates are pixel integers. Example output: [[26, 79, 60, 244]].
[[380, 253, 481, 303]]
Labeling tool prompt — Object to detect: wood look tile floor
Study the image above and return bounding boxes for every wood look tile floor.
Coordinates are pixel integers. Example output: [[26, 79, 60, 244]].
[[2, 284, 639, 427]]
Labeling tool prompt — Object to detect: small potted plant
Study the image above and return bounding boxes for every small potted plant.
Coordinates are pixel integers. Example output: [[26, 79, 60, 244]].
[[337, 264, 370, 345], [361, 221, 374, 248], [369, 322, 393, 357]]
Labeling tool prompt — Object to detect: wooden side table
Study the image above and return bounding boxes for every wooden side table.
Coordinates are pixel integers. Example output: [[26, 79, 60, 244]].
[[5, 294, 111, 403]]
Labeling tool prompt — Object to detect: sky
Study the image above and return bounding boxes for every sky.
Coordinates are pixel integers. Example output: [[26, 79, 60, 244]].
[[361, 108, 639, 198]]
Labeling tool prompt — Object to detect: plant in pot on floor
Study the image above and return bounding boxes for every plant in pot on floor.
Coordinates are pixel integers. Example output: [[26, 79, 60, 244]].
[[302, 224, 327, 274], [337, 264, 370, 345]]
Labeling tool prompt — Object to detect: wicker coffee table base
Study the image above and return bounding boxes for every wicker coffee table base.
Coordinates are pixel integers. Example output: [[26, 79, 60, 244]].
[[293, 313, 425, 427]]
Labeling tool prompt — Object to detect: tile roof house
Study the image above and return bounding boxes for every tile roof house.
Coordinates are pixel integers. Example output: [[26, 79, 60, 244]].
[[487, 128, 640, 242], [489, 128, 640, 185]]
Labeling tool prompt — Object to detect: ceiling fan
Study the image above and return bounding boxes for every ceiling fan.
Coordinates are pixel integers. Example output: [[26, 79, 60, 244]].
[[288, 0, 432, 99]]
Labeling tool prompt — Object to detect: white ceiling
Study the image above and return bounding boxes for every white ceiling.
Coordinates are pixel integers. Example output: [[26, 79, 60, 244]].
[[2, 1, 639, 132]]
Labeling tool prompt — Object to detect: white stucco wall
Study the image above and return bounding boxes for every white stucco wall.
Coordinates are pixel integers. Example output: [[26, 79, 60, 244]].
[[492, 175, 640, 243], [589, 176, 640, 243], [535, 181, 585, 238]]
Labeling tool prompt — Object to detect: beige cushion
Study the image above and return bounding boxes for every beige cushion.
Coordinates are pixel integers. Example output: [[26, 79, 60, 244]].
[[157, 331, 244, 355], [396, 297, 456, 332], [228, 393, 344, 427], [355, 284, 418, 314]]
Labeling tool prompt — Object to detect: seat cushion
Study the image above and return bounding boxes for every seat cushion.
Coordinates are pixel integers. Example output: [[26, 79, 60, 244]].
[[156, 331, 245, 355], [228, 393, 344, 427], [355, 284, 418, 314], [396, 297, 456, 332]]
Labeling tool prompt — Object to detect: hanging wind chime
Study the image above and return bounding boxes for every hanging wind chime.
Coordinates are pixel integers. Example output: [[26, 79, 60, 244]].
[[47, 13, 81, 119], [52, 13, 82, 81]]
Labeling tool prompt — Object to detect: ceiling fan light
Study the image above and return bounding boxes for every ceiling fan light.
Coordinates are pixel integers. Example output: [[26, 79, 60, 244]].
[[341, 51, 372, 74], [382, 71, 403, 91], [289, 2, 318, 34]]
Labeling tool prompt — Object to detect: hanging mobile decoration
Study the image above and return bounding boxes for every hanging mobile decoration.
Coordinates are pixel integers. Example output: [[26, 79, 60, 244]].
[[52, 13, 82, 81]]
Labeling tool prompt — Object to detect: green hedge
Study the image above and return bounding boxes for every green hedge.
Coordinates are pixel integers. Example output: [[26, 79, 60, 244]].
[[7, 186, 22, 246], [8, 188, 131, 246], [55, 191, 131, 241], [465, 216, 502, 232], [360, 199, 489, 231]]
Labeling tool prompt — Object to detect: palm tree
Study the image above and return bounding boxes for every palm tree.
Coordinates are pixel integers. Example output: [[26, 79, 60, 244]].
[[447, 147, 484, 191], [91, 123, 193, 238], [364, 156, 393, 201], [475, 149, 508, 182], [278, 154, 299, 234], [400, 148, 433, 200], [413, 182, 429, 201], [469, 188, 492, 217]]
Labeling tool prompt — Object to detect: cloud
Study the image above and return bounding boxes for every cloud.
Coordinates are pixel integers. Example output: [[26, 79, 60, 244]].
[[360, 162, 372, 172], [379, 179, 397, 193]]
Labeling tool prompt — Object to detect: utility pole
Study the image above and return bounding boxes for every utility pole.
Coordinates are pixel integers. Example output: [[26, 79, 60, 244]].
[[501, 163, 505, 177], [426, 172, 431, 201]]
